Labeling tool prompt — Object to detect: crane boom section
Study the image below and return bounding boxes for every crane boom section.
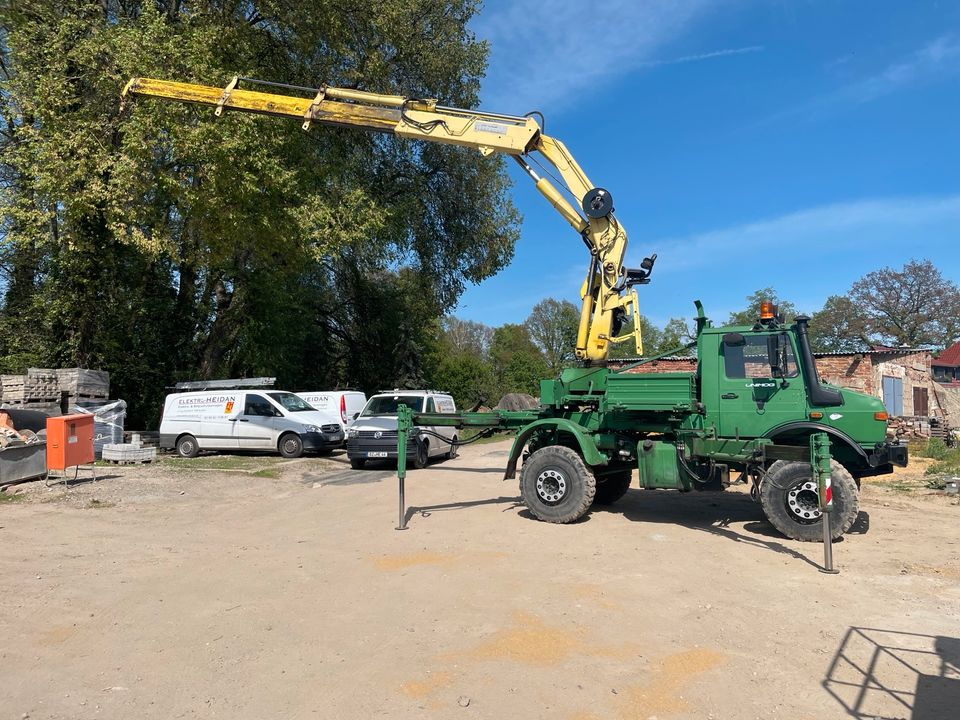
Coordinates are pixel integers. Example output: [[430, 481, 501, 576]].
[[121, 76, 642, 362]]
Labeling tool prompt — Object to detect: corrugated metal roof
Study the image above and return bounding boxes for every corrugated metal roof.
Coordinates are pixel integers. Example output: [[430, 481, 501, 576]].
[[813, 348, 928, 358]]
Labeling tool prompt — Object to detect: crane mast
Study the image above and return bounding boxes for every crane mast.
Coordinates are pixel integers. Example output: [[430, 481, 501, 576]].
[[121, 76, 656, 362]]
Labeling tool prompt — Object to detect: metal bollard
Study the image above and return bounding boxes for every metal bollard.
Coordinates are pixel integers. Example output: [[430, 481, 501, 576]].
[[811, 432, 839, 574], [395, 405, 411, 531]]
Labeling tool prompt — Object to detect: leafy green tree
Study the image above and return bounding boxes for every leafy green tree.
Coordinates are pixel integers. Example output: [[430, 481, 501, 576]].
[[527, 298, 579, 374], [0, 1, 519, 426], [489, 323, 548, 399], [807, 295, 870, 353], [848, 259, 959, 348]]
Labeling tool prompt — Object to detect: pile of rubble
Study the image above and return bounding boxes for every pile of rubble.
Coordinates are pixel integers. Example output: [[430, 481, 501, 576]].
[[887, 416, 955, 443]]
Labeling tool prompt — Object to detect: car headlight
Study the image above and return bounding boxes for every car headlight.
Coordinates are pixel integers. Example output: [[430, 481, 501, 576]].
[[303, 425, 321, 433], [346, 427, 358, 438]]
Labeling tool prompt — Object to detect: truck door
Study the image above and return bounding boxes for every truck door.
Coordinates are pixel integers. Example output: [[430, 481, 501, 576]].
[[716, 333, 807, 439]]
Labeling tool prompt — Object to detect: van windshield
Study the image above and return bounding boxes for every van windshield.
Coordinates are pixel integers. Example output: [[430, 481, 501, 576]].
[[361, 395, 424, 416], [267, 392, 315, 412]]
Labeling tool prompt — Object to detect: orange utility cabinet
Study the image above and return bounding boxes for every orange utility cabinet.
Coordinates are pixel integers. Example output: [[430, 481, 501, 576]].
[[46, 414, 95, 471]]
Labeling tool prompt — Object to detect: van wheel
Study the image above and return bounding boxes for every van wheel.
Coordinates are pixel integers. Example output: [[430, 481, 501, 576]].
[[279, 433, 304, 459], [350, 458, 366, 470], [447, 436, 459, 460], [412, 440, 429, 469], [176, 434, 199, 459]]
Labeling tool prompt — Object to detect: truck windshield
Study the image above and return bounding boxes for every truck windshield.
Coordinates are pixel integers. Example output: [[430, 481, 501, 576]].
[[267, 392, 315, 412], [361, 396, 424, 416]]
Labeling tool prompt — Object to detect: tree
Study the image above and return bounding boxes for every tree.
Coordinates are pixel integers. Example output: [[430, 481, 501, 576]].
[[727, 288, 799, 327], [660, 317, 696, 351], [441, 317, 493, 356], [848, 259, 960, 348], [0, 1, 519, 426], [527, 298, 578, 374], [489, 323, 548, 399], [807, 295, 870, 353]]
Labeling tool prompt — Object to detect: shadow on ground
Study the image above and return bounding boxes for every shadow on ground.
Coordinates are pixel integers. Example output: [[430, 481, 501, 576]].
[[824, 627, 960, 719]]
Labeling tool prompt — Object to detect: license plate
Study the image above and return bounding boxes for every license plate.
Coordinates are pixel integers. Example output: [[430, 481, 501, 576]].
[[367, 451, 388, 458]]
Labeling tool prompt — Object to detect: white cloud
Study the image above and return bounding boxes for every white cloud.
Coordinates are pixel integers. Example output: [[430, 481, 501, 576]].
[[473, 0, 749, 112], [845, 34, 960, 104], [638, 195, 960, 275], [767, 35, 960, 124]]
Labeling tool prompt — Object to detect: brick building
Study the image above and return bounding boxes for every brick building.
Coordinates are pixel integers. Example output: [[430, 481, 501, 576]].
[[932, 340, 960, 386]]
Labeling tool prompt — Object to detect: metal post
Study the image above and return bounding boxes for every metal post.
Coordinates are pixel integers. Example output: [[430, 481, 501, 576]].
[[396, 405, 411, 531], [810, 432, 839, 574]]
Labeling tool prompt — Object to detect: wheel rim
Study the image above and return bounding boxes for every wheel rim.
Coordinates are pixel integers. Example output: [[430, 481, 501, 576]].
[[786, 479, 822, 523], [536, 468, 567, 503], [283, 438, 299, 454], [180, 440, 193, 456]]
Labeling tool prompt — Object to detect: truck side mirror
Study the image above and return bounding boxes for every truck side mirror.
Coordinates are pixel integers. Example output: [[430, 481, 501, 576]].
[[767, 334, 783, 378]]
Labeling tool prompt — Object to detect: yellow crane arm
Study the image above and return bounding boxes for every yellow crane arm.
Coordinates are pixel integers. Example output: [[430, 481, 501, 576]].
[[121, 76, 655, 362]]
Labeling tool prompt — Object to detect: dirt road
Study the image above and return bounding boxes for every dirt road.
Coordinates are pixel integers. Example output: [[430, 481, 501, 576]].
[[1, 442, 958, 719]]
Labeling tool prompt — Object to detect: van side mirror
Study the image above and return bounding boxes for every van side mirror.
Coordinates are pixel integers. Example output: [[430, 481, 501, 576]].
[[352, 412, 360, 420]]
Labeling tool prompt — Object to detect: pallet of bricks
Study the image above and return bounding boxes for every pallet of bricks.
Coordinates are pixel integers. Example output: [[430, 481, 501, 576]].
[[0, 368, 109, 413], [57, 368, 109, 405], [0, 370, 59, 412]]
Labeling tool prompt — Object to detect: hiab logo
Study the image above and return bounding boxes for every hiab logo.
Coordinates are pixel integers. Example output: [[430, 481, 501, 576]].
[[224, 401, 235, 414]]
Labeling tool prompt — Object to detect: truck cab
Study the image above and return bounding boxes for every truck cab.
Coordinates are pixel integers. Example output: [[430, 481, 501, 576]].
[[697, 315, 907, 479]]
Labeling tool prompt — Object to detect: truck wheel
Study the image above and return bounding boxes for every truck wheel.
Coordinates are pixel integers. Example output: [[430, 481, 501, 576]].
[[176, 434, 199, 459], [279, 433, 304, 459], [760, 459, 859, 542], [412, 440, 429, 469], [519, 446, 596, 523], [447, 436, 459, 460], [350, 458, 366, 470], [593, 469, 632, 505]]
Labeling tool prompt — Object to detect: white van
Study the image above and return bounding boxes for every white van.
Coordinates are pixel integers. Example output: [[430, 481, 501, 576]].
[[295, 391, 366, 434], [159, 391, 344, 459], [345, 390, 457, 470]]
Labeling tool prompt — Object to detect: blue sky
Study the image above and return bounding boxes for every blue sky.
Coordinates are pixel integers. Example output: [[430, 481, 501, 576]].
[[453, 0, 960, 329]]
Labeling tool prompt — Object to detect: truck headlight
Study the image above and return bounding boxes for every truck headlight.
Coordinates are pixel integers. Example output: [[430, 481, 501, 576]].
[[346, 428, 358, 438]]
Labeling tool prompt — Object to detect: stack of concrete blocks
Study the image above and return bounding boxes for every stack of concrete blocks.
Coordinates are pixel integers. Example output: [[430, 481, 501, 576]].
[[0, 368, 109, 413], [101, 434, 156, 464], [57, 368, 109, 404]]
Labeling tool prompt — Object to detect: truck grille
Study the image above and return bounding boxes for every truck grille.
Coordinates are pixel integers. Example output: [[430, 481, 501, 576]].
[[321, 424, 341, 433]]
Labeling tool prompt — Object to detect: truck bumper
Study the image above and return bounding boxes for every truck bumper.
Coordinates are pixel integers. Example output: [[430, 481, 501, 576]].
[[867, 441, 908, 468]]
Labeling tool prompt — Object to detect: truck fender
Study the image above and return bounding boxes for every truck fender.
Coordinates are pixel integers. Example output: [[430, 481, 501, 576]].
[[503, 418, 607, 480], [763, 422, 870, 464]]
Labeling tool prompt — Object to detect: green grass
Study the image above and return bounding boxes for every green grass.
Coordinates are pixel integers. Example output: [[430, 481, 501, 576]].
[[924, 446, 960, 480], [0, 491, 25, 503], [85, 498, 116, 509], [252, 468, 280, 479]]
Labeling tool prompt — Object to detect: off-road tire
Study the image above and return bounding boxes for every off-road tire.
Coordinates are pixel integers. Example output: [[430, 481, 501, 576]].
[[519, 445, 596, 523], [760, 459, 859, 542], [176, 434, 199, 459], [593, 468, 632, 505], [412, 440, 429, 469], [447, 436, 459, 460], [350, 458, 366, 470], [278, 433, 304, 459]]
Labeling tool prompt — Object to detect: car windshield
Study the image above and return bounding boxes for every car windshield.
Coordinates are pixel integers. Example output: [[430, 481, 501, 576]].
[[361, 395, 424, 416], [267, 392, 315, 412]]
